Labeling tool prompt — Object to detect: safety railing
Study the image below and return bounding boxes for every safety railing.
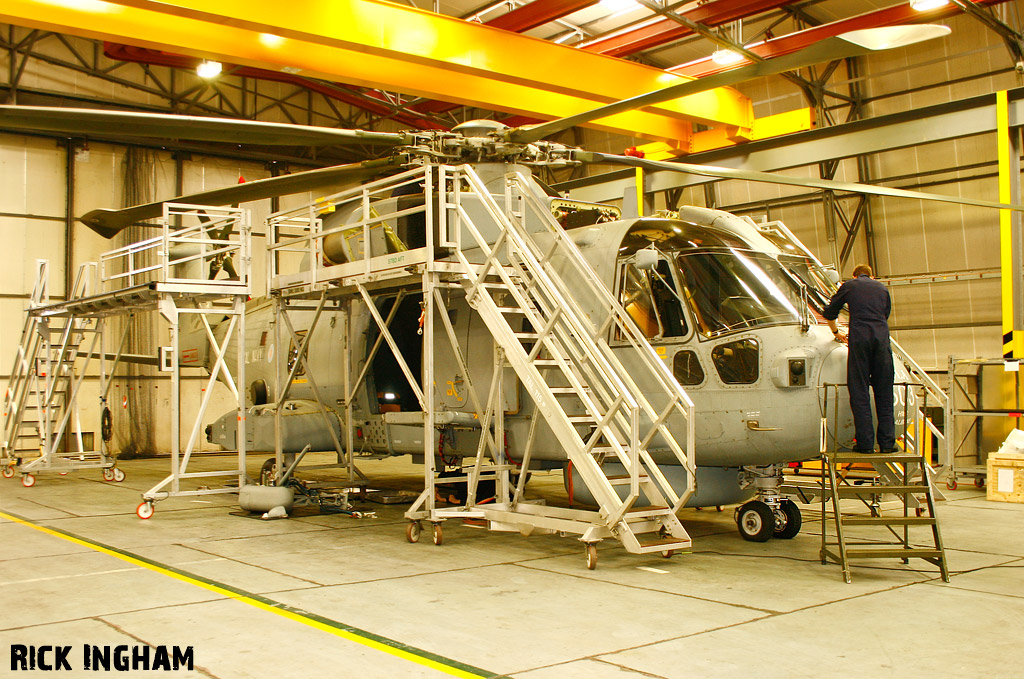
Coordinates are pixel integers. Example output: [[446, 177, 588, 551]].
[[99, 203, 248, 290]]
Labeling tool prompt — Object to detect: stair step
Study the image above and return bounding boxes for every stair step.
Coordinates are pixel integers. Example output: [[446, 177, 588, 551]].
[[842, 516, 935, 526], [837, 485, 930, 495], [843, 548, 943, 559], [607, 474, 650, 486], [832, 452, 924, 464], [626, 506, 672, 519], [549, 386, 588, 394], [635, 535, 688, 549], [514, 332, 539, 340], [496, 306, 527, 314], [566, 415, 596, 423]]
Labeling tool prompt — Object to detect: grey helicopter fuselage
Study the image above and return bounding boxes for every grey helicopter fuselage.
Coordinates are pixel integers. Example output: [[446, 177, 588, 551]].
[[205, 161, 916, 508]]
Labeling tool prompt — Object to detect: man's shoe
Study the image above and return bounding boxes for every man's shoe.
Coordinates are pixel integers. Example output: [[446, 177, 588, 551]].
[[852, 447, 875, 454], [879, 446, 901, 453]]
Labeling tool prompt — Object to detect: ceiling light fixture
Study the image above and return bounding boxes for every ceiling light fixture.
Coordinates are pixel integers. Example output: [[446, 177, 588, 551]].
[[196, 60, 222, 78], [910, 0, 949, 10], [711, 49, 744, 66]]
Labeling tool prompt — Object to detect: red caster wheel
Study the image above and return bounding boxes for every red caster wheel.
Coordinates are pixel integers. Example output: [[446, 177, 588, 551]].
[[113, 468, 125, 482], [21, 474, 35, 487], [405, 521, 421, 543], [103, 468, 115, 481], [946, 478, 958, 491], [136, 501, 154, 519], [3, 465, 15, 479]]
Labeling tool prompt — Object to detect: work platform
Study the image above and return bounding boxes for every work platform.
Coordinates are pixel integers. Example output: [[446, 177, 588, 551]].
[[2, 204, 251, 517], [262, 163, 696, 567]]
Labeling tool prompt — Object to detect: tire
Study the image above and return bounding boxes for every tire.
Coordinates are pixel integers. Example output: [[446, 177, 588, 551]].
[[21, 473, 35, 488], [974, 475, 986, 489], [1, 465, 13, 479], [736, 500, 774, 542], [136, 501, 154, 519], [113, 468, 125, 482], [585, 543, 598, 570], [432, 523, 443, 546], [946, 478, 958, 491], [406, 521, 421, 543], [102, 468, 115, 481], [773, 499, 802, 539]]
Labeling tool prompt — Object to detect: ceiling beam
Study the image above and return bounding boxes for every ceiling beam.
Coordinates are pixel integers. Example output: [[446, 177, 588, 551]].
[[0, 0, 765, 145], [485, 0, 599, 33]]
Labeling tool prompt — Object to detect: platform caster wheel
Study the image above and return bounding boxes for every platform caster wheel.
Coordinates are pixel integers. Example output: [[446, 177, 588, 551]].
[[136, 501, 154, 520], [915, 507, 925, 517], [103, 468, 115, 481], [974, 475, 986, 489], [21, 473, 35, 488], [946, 478, 958, 491], [2, 465, 13, 479], [113, 468, 125, 482], [432, 523, 444, 546], [661, 550, 675, 558], [736, 500, 774, 542], [406, 521, 421, 543], [58, 472, 68, 476], [716, 505, 723, 512], [585, 543, 598, 570], [773, 499, 802, 540]]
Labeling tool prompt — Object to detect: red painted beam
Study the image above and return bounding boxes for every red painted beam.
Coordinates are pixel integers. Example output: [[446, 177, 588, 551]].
[[580, 0, 799, 57], [102, 43, 446, 129], [485, 0, 599, 32], [668, 0, 1010, 78]]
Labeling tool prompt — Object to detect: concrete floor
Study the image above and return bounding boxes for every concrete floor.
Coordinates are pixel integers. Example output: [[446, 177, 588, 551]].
[[1, 453, 1022, 678]]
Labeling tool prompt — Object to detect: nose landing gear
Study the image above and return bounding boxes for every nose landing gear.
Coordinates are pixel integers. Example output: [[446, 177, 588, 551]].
[[735, 464, 802, 542]]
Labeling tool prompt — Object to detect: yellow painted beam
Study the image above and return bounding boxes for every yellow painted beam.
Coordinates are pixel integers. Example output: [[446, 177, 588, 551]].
[[997, 90, 1023, 360], [0, 0, 792, 146]]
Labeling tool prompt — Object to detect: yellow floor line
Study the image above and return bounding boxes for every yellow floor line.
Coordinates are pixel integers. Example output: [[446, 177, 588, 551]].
[[0, 510, 492, 679]]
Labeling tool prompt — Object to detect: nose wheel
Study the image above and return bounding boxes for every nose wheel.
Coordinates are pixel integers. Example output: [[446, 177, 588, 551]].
[[735, 498, 803, 542]]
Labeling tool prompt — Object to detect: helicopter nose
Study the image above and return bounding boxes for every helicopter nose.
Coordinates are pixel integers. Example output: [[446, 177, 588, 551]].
[[818, 342, 857, 450]]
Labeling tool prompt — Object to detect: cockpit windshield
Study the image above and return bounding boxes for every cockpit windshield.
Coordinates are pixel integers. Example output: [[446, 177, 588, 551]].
[[615, 219, 810, 340], [676, 250, 803, 338]]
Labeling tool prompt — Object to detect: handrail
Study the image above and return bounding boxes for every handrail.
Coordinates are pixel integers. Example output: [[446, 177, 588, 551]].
[[891, 337, 946, 406]]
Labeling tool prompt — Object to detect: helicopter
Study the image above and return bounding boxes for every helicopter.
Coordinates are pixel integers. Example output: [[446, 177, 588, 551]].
[[1, 23, 1018, 547]]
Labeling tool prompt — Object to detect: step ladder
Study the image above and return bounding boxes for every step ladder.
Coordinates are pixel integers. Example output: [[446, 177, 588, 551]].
[[820, 450, 949, 583], [419, 165, 697, 567]]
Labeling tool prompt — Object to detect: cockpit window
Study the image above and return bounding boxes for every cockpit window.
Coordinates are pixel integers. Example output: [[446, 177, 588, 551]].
[[712, 338, 759, 384], [676, 250, 802, 339], [617, 261, 688, 341]]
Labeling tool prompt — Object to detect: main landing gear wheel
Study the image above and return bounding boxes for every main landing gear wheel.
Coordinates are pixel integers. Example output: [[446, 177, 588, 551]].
[[736, 500, 774, 542], [136, 501, 154, 519], [585, 543, 598, 570], [773, 499, 802, 540], [2, 465, 14, 479], [432, 523, 444, 546], [21, 473, 35, 488], [406, 521, 421, 543]]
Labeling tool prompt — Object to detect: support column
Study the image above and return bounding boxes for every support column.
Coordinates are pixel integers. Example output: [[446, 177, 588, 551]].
[[997, 89, 1024, 359]]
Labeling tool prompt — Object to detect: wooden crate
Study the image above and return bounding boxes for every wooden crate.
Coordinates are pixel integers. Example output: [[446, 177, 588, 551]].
[[987, 453, 1024, 503]]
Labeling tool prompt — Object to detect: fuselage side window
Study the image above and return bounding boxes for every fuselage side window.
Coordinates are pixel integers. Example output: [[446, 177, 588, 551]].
[[616, 261, 688, 341], [673, 350, 705, 386], [711, 338, 759, 385]]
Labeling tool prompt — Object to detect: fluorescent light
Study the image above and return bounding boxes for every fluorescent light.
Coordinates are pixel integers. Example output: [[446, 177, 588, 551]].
[[910, 0, 949, 10], [711, 49, 744, 66], [259, 33, 285, 48], [196, 61, 222, 78]]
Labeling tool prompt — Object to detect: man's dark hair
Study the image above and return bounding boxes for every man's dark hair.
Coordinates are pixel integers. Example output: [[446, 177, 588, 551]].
[[852, 264, 873, 278]]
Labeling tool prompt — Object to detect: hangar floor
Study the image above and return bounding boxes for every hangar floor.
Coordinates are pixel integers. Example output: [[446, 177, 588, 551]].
[[1, 453, 1021, 678]]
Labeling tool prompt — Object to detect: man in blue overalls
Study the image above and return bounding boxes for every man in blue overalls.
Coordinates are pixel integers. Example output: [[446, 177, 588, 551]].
[[822, 264, 896, 453]]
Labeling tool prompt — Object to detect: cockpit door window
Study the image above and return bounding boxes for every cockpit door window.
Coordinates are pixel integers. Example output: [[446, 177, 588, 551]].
[[616, 261, 689, 341]]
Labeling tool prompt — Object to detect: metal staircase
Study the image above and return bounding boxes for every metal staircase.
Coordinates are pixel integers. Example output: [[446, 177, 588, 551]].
[[441, 166, 697, 566], [819, 450, 949, 583], [2, 262, 118, 485]]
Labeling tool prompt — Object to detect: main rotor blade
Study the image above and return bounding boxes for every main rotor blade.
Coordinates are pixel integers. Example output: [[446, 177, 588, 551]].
[[81, 156, 402, 238], [0, 106, 411, 147], [582, 151, 1024, 212], [508, 25, 951, 145]]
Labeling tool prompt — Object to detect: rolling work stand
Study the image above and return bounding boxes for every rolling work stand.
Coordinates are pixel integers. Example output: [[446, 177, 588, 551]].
[[819, 383, 949, 583]]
